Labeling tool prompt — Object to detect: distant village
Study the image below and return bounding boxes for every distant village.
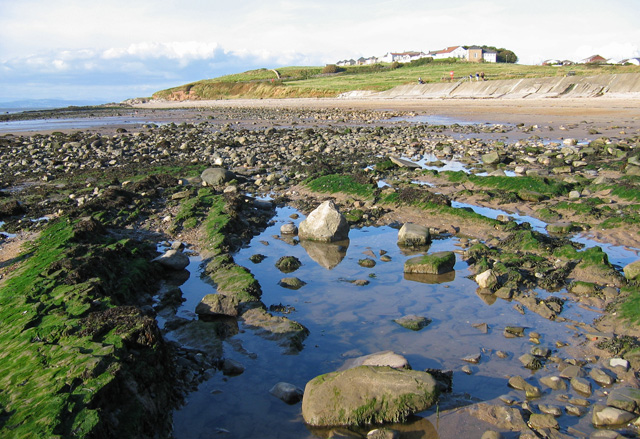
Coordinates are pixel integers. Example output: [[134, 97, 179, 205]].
[[335, 45, 640, 66], [336, 46, 497, 66]]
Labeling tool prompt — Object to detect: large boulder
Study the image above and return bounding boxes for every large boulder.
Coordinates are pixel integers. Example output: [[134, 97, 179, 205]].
[[397, 223, 430, 247], [298, 201, 349, 242], [404, 252, 456, 275], [302, 366, 438, 427], [201, 167, 234, 186]]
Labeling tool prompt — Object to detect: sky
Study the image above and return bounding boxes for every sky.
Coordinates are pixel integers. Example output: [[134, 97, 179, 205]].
[[1, 0, 639, 104]]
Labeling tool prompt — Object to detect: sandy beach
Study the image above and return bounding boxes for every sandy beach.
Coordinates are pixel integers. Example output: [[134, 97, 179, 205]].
[[133, 96, 640, 128]]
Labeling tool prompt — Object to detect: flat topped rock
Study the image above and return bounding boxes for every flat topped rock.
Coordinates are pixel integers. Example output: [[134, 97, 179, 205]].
[[339, 351, 411, 371], [390, 156, 422, 168], [404, 251, 456, 275]]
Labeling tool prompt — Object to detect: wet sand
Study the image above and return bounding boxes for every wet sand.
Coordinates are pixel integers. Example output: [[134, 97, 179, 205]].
[[133, 97, 640, 129]]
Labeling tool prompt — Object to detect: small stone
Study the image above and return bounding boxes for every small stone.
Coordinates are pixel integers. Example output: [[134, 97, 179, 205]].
[[519, 353, 542, 370], [540, 376, 567, 391], [528, 413, 559, 430], [222, 359, 244, 376], [358, 258, 376, 268], [269, 382, 304, 404], [538, 404, 562, 417], [496, 351, 509, 359], [393, 315, 431, 331], [589, 368, 616, 386], [504, 326, 525, 338], [476, 269, 498, 289], [280, 222, 298, 235], [570, 377, 592, 396], [461, 365, 473, 375], [480, 431, 502, 439], [278, 277, 306, 290], [560, 365, 585, 379], [367, 428, 400, 439], [565, 405, 587, 417], [462, 353, 481, 364]]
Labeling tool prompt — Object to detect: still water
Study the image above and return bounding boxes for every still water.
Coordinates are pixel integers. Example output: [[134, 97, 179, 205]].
[[166, 206, 602, 438]]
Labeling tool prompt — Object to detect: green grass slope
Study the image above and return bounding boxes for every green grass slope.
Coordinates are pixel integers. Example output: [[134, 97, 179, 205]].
[[152, 62, 640, 100]]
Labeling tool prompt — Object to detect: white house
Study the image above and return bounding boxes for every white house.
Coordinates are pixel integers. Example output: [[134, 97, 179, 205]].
[[483, 50, 497, 63], [430, 46, 468, 60], [379, 51, 428, 63]]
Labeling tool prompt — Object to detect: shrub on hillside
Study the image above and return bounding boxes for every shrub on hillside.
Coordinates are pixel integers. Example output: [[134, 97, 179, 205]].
[[322, 64, 343, 74]]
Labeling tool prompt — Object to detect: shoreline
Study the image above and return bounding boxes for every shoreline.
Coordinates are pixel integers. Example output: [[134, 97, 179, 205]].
[[132, 96, 640, 127]]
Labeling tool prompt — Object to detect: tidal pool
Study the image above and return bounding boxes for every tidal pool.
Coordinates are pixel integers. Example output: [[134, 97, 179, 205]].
[[165, 205, 608, 438]]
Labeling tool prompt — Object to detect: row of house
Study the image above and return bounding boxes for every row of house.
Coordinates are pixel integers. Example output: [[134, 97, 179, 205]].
[[543, 55, 640, 66], [336, 45, 497, 66]]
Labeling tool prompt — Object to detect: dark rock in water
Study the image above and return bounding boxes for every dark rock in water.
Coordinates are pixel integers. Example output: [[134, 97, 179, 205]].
[[241, 307, 309, 353], [269, 382, 304, 404], [359, 258, 376, 268], [504, 326, 525, 338], [404, 252, 456, 275], [222, 358, 245, 376], [249, 254, 266, 263], [394, 315, 431, 331], [298, 200, 349, 242], [275, 256, 302, 273], [278, 277, 306, 290], [302, 366, 438, 427]]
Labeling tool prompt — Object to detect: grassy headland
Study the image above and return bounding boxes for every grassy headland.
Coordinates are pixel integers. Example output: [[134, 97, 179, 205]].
[[152, 61, 640, 100]]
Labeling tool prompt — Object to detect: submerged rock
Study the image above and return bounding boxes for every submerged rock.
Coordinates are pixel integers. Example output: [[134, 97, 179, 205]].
[[298, 200, 349, 242], [302, 366, 438, 427], [393, 315, 431, 331], [270, 382, 304, 404]]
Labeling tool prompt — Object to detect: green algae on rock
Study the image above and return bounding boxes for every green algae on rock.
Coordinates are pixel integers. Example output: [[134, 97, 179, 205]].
[[404, 251, 456, 275]]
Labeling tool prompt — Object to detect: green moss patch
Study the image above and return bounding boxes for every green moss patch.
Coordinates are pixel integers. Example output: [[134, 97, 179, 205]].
[[0, 218, 174, 438]]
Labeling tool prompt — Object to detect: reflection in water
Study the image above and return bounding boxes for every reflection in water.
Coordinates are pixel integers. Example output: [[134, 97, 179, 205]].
[[299, 239, 349, 270], [404, 271, 456, 284]]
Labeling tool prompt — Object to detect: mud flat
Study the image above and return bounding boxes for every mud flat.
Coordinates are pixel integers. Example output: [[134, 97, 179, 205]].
[[1, 100, 640, 438]]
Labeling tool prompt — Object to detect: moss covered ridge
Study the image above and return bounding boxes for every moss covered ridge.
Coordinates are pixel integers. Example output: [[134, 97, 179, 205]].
[[0, 217, 176, 438]]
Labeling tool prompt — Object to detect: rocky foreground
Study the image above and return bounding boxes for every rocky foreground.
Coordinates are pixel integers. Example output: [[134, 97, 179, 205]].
[[1, 104, 640, 438]]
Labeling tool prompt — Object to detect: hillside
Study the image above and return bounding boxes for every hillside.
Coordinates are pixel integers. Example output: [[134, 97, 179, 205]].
[[152, 62, 640, 101]]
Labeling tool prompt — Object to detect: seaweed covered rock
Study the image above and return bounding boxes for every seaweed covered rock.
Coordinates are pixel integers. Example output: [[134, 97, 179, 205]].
[[302, 366, 438, 427], [404, 252, 456, 275]]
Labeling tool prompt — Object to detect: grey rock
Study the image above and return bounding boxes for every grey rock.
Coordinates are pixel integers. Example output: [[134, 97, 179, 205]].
[[394, 315, 431, 331], [280, 222, 298, 235], [298, 200, 349, 242], [540, 375, 567, 391], [570, 377, 592, 396], [278, 277, 306, 290], [589, 368, 616, 387], [195, 293, 240, 317], [397, 223, 430, 246], [480, 431, 502, 439], [606, 387, 640, 414], [201, 167, 234, 186], [340, 351, 411, 371], [592, 404, 637, 427], [222, 358, 244, 376], [152, 249, 190, 270], [559, 365, 585, 379], [367, 428, 400, 439], [476, 269, 498, 289], [528, 413, 559, 430], [269, 382, 304, 404]]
